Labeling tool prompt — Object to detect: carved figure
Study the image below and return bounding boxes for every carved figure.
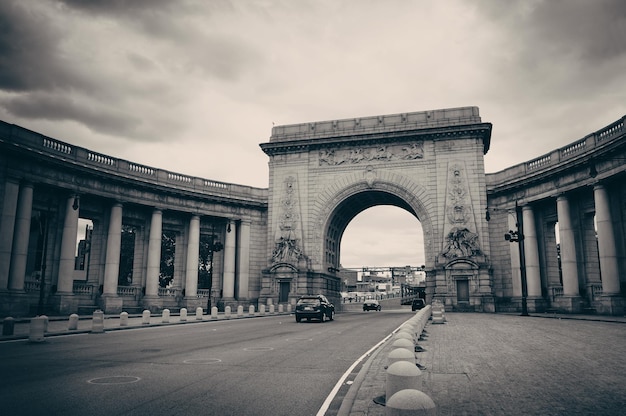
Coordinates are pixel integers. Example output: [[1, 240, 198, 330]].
[[442, 227, 482, 259], [402, 142, 424, 159]]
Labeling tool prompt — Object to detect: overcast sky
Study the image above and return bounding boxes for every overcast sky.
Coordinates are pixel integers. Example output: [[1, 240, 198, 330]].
[[1, 0, 625, 269]]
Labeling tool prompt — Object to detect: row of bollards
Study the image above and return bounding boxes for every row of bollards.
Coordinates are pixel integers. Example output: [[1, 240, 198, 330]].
[[15, 303, 293, 342], [380, 305, 437, 415]]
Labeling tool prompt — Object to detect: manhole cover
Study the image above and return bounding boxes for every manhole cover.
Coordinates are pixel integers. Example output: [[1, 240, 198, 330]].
[[183, 358, 222, 364], [87, 376, 141, 385], [243, 347, 274, 351]]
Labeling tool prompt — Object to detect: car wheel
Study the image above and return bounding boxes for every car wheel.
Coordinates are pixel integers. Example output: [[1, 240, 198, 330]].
[[320, 312, 325, 322], [329, 310, 334, 321], [295, 315, 301, 323]]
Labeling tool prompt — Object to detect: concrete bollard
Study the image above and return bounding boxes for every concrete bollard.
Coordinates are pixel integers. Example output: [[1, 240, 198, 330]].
[[269, 304, 275, 314], [237, 305, 244, 317], [387, 347, 415, 367], [40, 315, 49, 332], [91, 310, 105, 333], [225, 306, 231, 319], [211, 306, 218, 320], [431, 309, 445, 324], [196, 307, 203, 320], [394, 332, 414, 343], [278, 304, 284, 313], [249, 305, 255, 316], [68, 313, 79, 330], [387, 361, 422, 401], [162, 309, 170, 323], [120, 312, 129, 326], [2, 317, 15, 336], [391, 338, 415, 351], [179, 308, 187, 322], [287, 303, 292, 313], [259, 304, 266, 316], [385, 389, 436, 416], [29, 316, 47, 342], [142, 309, 151, 324]]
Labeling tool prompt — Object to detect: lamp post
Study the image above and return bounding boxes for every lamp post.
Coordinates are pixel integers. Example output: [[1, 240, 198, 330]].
[[37, 207, 50, 316], [205, 224, 223, 311], [503, 202, 529, 316]]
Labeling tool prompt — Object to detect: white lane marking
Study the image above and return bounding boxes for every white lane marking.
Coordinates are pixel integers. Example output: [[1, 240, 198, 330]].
[[87, 376, 141, 385], [315, 323, 403, 416]]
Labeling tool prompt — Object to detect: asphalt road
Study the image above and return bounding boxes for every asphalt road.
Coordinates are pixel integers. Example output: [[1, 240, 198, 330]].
[[0, 309, 413, 416]]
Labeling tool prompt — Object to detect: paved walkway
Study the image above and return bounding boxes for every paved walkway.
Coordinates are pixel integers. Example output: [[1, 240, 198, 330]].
[[3, 311, 626, 415], [338, 312, 626, 416]]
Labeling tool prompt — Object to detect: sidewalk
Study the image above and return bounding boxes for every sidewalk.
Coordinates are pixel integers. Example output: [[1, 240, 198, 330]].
[[338, 312, 626, 416]]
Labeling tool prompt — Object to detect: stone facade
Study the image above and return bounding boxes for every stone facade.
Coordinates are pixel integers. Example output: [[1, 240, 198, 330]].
[[1, 107, 625, 316]]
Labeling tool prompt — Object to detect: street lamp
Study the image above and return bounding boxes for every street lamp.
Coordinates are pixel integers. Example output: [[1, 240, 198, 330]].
[[205, 224, 223, 311]]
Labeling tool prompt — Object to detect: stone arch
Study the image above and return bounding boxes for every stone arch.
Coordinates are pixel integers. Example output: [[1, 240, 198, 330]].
[[311, 169, 435, 272]]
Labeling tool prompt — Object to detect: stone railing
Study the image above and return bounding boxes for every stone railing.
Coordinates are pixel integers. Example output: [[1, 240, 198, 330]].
[[0, 120, 268, 204], [486, 115, 625, 185], [117, 286, 140, 297], [24, 281, 40, 292], [196, 289, 211, 298], [158, 287, 180, 297], [72, 282, 94, 296], [551, 286, 564, 300], [590, 284, 603, 300]]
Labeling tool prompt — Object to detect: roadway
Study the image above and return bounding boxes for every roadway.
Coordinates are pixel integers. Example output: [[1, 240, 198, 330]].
[[0, 308, 412, 416]]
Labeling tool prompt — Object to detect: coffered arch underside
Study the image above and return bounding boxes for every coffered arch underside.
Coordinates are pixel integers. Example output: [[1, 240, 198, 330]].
[[310, 169, 435, 270]]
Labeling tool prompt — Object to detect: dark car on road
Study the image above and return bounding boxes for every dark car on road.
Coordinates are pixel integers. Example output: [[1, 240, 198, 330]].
[[295, 295, 335, 322], [363, 299, 381, 311], [411, 298, 426, 311]]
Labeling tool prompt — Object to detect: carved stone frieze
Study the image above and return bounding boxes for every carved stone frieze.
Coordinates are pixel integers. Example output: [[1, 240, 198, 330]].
[[318, 142, 423, 166]]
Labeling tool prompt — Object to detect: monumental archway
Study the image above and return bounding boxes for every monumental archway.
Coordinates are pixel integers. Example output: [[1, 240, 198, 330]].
[[259, 106, 495, 311]]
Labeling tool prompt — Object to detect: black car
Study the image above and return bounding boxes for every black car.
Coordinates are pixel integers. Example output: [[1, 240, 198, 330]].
[[411, 298, 426, 311], [363, 299, 381, 311], [295, 295, 335, 322]]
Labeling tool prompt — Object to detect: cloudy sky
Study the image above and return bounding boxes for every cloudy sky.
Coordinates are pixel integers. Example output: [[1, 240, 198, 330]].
[[1, 0, 625, 269]]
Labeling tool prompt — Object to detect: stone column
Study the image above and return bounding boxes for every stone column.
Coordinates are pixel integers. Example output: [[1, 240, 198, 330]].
[[8, 183, 34, 291], [184, 215, 200, 303], [57, 195, 80, 294], [556, 195, 582, 312], [594, 185, 620, 295], [521, 206, 542, 298], [0, 179, 20, 290], [237, 220, 251, 300], [222, 220, 236, 300], [102, 203, 124, 313], [145, 209, 162, 298]]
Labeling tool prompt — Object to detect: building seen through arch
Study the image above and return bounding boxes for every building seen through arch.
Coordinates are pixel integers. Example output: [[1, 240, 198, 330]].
[[0, 106, 625, 316]]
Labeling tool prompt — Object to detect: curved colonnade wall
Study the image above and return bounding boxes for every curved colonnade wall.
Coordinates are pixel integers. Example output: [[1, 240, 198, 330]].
[[0, 121, 268, 316], [0, 112, 625, 317], [485, 115, 626, 315]]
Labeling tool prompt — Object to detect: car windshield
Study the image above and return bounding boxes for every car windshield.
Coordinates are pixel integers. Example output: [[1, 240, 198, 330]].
[[298, 298, 320, 306]]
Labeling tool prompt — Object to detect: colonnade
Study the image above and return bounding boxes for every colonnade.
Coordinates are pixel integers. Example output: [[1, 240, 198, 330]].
[[0, 179, 253, 315], [506, 184, 622, 315]]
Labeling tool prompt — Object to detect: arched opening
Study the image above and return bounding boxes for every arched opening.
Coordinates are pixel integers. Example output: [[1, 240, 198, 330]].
[[340, 205, 425, 299]]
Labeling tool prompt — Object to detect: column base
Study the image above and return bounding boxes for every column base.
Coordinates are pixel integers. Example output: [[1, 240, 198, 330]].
[[51, 293, 78, 315], [596, 295, 624, 316], [142, 295, 163, 314], [100, 295, 124, 314], [551, 296, 583, 314]]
